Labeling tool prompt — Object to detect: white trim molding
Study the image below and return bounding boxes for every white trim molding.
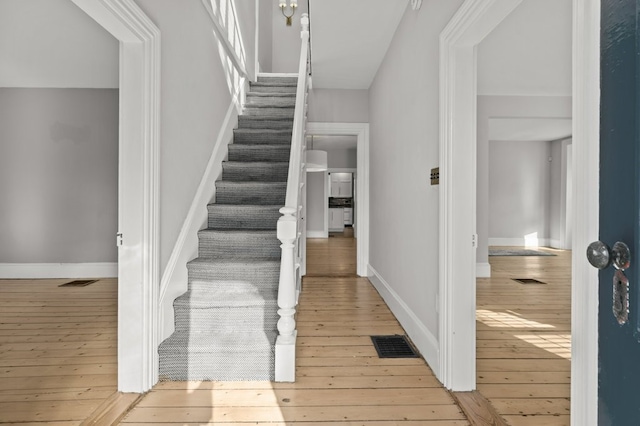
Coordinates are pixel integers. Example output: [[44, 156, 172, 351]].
[[71, 0, 161, 393], [307, 122, 370, 277], [476, 262, 491, 278], [159, 95, 241, 343], [571, 0, 600, 424], [0, 263, 118, 279], [439, 0, 522, 391], [369, 266, 439, 371]]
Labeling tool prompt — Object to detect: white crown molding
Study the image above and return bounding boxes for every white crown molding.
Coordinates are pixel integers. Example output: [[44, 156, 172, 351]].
[[411, 0, 423, 11]]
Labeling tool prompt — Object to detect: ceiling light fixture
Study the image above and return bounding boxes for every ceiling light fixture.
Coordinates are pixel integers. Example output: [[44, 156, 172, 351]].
[[306, 135, 327, 172], [279, 0, 298, 26]]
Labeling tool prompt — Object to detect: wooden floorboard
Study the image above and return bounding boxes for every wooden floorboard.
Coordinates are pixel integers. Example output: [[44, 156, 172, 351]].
[[0, 278, 118, 425], [477, 248, 571, 425], [122, 234, 469, 425]]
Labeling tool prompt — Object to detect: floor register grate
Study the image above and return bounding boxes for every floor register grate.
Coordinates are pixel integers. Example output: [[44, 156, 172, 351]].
[[59, 280, 98, 287], [512, 278, 547, 285], [371, 335, 419, 358]]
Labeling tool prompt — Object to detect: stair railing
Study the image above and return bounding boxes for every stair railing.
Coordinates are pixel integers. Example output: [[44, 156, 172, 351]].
[[275, 12, 310, 382]]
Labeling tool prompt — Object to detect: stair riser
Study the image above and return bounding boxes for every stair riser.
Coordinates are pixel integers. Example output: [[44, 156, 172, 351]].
[[228, 146, 291, 162], [208, 206, 281, 230], [222, 164, 289, 182], [238, 116, 294, 129], [232, 131, 291, 145], [257, 76, 297, 84], [215, 184, 286, 205], [174, 308, 279, 332], [249, 84, 296, 94], [243, 107, 295, 117], [198, 233, 281, 259], [159, 355, 275, 381], [187, 263, 280, 288], [246, 97, 295, 107]]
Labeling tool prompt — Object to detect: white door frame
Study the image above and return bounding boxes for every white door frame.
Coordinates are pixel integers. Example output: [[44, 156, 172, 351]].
[[307, 122, 370, 276], [439, 0, 599, 424], [71, 0, 161, 393]]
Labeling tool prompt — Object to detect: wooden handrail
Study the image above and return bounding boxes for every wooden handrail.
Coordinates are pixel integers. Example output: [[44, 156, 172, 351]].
[[275, 13, 310, 382]]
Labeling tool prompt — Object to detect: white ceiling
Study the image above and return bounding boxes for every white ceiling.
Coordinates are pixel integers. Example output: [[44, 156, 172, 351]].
[[477, 0, 572, 96], [489, 118, 572, 142], [309, 0, 408, 89]]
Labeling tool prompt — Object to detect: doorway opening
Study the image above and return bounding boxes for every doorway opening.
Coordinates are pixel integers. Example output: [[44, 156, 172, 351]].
[[305, 122, 370, 277], [439, 0, 600, 424]]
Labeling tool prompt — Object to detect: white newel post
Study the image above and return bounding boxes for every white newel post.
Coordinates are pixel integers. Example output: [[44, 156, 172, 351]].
[[275, 12, 309, 383], [276, 206, 297, 381]]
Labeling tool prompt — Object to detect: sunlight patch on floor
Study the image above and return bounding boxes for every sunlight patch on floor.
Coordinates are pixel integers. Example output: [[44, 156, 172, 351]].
[[476, 309, 555, 329], [515, 333, 572, 359]]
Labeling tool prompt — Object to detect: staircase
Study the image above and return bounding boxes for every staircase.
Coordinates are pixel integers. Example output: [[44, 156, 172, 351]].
[[158, 75, 297, 381]]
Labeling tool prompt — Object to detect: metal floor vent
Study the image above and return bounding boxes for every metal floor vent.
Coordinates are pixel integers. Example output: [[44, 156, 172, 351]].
[[371, 335, 419, 358], [512, 278, 546, 285], [59, 280, 98, 288]]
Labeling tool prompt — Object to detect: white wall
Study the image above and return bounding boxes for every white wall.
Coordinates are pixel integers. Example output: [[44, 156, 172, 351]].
[[549, 137, 573, 249], [308, 89, 369, 123], [258, 0, 273, 72], [477, 0, 572, 96], [476, 96, 571, 266], [271, 0, 308, 73], [134, 0, 246, 273], [488, 140, 552, 245], [0, 0, 118, 88], [328, 148, 357, 169], [228, 0, 257, 81], [0, 88, 118, 263], [368, 0, 465, 369], [306, 172, 326, 236]]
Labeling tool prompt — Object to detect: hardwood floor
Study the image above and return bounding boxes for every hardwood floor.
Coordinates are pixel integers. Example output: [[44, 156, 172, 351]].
[[476, 248, 571, 426], [305, 227, 356, 277], [122, 234, 469, 425], [0, 244, 571, 425], [0, 278, 118, 425]]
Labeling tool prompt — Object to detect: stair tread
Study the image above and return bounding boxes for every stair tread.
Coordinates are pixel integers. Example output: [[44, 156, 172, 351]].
[[248, 92, 296, 97], [175, 288, 277, 307], [188, 257, 281, 266]]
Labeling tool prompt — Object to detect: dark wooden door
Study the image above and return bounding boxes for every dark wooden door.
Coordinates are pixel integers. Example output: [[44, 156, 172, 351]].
[[599, 0, 640, 423]]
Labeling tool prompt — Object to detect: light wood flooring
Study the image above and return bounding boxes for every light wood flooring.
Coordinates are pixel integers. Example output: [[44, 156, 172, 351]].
[[477, 248, 571, 426], [121, 233, 469, 425], [0, 278, 118, 425], [0, 243, 570, 425], [305, 227, 356, 277]]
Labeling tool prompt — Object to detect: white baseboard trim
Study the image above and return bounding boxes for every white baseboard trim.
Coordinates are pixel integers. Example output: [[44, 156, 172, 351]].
[[0, 263, 117, 279], [476, 262, 491, 278], [488, 237, 551, 247], [306, 231, 328, 238], [549, 239, 563, 249], [368, 265, 439, 375], [159, 92, 241, 343]]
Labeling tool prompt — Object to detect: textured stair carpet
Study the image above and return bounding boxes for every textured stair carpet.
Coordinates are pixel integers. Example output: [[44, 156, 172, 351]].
[[159, 75, 297, 381]]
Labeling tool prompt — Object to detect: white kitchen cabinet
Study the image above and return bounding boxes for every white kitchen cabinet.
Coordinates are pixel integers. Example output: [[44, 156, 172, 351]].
[[330, 173, 353, 197], [343, 208, 353, 225], [329, 207, 345, 231]]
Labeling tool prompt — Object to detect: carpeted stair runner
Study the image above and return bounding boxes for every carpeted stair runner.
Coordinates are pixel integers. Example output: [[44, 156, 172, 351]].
[[159, 75, 297, 381]]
